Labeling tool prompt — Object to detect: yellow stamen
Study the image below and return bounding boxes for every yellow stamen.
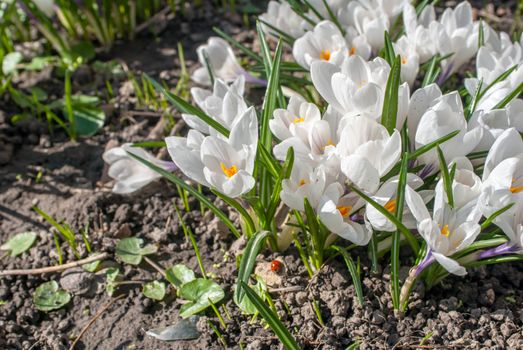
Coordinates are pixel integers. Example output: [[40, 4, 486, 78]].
[[294, 117, 305, 124], [220, 163, 238, 178], [349, 47, 357, 56], [384, 199, 397, 213], [320, 50, 331, 61], [337, 205, 352, 218], [440, 224, 450, 237], [510, 179, 523, 193], [323, 139, 336, 151], [299, 179, 307, 187], [401, 57, 408, 64]]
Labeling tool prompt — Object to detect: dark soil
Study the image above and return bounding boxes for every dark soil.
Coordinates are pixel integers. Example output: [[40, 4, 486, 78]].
[[1, 1, 522, 350]]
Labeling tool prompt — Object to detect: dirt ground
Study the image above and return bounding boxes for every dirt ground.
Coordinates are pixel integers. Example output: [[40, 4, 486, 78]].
[[1, 1, 522, 349]]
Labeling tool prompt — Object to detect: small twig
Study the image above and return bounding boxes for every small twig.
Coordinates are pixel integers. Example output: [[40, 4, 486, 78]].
[[268, 286, 303, 293], [134, 6, 172, 34], [123, 110, 163, 118], [0, 253, 109, 277], [143, 256, 166, 278], [68, 294, 125, 350]]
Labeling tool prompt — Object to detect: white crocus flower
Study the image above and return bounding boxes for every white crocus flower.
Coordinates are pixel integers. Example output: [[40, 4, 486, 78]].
[[318, 182, 371, 245], [307, 0, 351, 20], [473, 65, 523, 112], [405, 185, 482, 276], [406, 83, 442, 145], [311, 55, 410, 126], [393, 36, 420, 86], [280, 163, 327, 211], [468, 109, 513, 152], [479, 188, 523, 254], [273, 105, 343, 166], [192, 37, 264, 86], [341, 2, 389, 51], [103, 144, 176, 194], [345, 27, 372, 60], [433, 1, 478, 79], [183, 76, 246, 134], [338, 116, 402, 193], [482, 128, 523, 180], [167, 107, 258, 198], [403, 3, 437, 63], [269, 95, 321, 142], [260, 1, 309, 40], [292, 20, 347, 69], [414, 92, 483, 170], [366, 174, 433, 232], [34, 0, 55, 17]]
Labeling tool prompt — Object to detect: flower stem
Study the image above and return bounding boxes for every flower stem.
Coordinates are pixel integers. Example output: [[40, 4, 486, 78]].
[[399, 251, 435, 312]]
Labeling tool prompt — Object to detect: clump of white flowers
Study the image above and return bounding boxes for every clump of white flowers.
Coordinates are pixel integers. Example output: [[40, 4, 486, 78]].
[[105, 0, 523, 313]]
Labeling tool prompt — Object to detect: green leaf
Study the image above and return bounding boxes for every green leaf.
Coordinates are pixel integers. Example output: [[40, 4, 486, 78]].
[[82, 258, 101, 272], [146, 75, 230, 137], [492, 82, 523, 109], [260, 40, 283, 150], [2, 52, 22, 75], [143, 281, 166, 301], [391, 153, 409, 310], [166, 264, 196, 288], [105, 268, 120, 296], [481, 202, 515, 231], [131, 140, 167, 148], [383, 31, 396, 66], [240, 282, 300, 350], [437, 146, 454, 207], [115, 237, 157, 265], [349, 185, 419, 254], [407, 130, 460, 161], [381, 55, 401, 134], [331, 246, 364, 306], [237, 278, 267, 315], [179, 279, 225, 318], [24, 56, 56, 70], [33, 281, 71, 312], [1, 231, 37, 257], [234, 231, 272, 306], [128, 152, 241, 238], [71, 105, 105, 137]]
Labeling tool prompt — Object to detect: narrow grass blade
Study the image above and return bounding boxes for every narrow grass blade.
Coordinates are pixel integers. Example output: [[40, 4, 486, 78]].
[[131, 140, 167, 148], [492, 82, 523, 109], [383, 31, 396, 66], [477, 64, 518, 101], [145, 75, 230, 137], [266, 147, 294, 222], [212, 190, 256, 237], [381, 55, 401, 134], [349, 185, 419, 254], [128, 152, 241, 238], [234, 231, 272, 305], [391, 153, 409, 310], [240, 282, 300, 350], [407, 130, 460, 161], [331, 245, 364, 306], [436, 146, 454, 207], [480, 203, 515, 231], [212, 27, 262, 63]]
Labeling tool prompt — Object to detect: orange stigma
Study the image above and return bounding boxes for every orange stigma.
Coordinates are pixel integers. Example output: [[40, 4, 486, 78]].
[[320, 50, 331, 61], [510, 179, 523, 193], [337, 205, 352, 218], [220, 163, 238, 178], [299, 179, 307, 187], [384, 199, 397, 213], [440, 224, 450, 237], [294, 117, 305, 124], [349, 47, 357, 56]]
